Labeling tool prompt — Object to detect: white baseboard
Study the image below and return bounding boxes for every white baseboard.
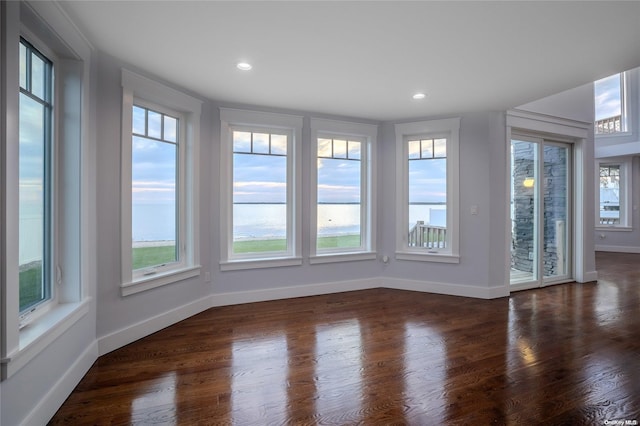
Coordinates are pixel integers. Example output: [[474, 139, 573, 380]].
[[99, 277, 505, 358], [384, 277, 508, 299], [22, 341, 98, 426], [211, 278, 381, 307], [98, 294, 213, 356], [595, 245, 640, 254], [581, 270, 599, 283]]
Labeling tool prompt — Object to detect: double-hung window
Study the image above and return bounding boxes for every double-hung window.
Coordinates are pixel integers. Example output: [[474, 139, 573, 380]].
[[309, 118, 377, 263], [18, 39, 53, 318], [596, 159, 632, 228], [395, 118, 460, 263], [121, 69, 202, 296], [220, 108, 303, 270], [595, 73, 628, 135]]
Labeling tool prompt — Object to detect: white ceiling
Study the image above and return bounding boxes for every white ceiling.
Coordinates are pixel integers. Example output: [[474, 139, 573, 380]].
[[59, 1, 640, 121]]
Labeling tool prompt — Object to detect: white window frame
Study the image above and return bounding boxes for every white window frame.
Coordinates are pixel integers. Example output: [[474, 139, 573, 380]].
[[219, 108, 303, 271], [595, 72, 629, 136], [120, 69, 202, 296], [395, 117, 460, 263], [309, 118, 377, 263], [17, 36, 56, 324], [2, 1, 92, 380], [595, 157, 632, 230]]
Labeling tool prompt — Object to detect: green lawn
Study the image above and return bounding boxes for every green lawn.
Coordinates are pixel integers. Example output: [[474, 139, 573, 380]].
[[129, 234, 362, 270], [232, 234, 361, 253], [132, 245, 177, 270], [20, 236, 361, 308], [315, 234, 361, 249], [19, 263, 43, 310]]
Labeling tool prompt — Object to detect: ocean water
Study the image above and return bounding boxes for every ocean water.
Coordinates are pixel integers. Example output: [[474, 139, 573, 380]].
[[19, 202, 446, 263], [130, 202, 446, 242], [233, 203, 361, 240]]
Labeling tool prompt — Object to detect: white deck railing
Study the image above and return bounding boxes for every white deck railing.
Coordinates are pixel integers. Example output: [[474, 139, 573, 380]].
[[408, 221, 446, 249], [595, 115, 622, 134]]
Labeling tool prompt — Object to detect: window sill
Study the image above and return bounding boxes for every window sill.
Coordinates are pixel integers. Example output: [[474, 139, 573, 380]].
[[596, 226, 633, 232], [2, 298, 91, 379], [595, 131, 632, 139], [395, 251, 460, 264], [121, 265, 201, 296], [310, 252, 377, 264], [220, 257, 303, 271]]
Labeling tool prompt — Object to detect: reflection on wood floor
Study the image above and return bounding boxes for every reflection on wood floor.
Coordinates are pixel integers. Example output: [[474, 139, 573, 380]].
[[50, 252, 640, 424]]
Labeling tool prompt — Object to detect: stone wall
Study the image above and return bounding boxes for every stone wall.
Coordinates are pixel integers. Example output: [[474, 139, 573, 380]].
[[511, 142, 567, 277]]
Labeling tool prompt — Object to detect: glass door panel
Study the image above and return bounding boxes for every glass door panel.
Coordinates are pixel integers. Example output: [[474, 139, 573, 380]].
[[510, 138, 572, 289], [510, 139, 539, 284], [543, 144, 570, 281]]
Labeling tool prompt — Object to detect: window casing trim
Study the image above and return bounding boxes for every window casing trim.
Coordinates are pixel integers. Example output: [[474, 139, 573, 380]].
[[129, 100, 187, 281], [2, 0, 92, 380], [595, 157, 632, 229], [120, 69, 202, 296], [219, 108, 303, 270], [394, 118, 460, 263], [309, 118, 378, 261]]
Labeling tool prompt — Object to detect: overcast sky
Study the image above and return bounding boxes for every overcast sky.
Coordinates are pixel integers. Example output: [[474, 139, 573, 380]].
[[594, 74, 622, 121]]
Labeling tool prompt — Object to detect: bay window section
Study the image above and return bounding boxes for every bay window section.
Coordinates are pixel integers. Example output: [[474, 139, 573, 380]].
[[220, 108, 302, 270], [309, 118, 377, 263], [19, 39, 53, 316], [395, 118, 460, 263], [120, 69, 202, 296]]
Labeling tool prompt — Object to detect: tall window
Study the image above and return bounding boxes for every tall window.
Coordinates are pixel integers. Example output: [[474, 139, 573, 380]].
[[121, 69, 202, 296], [595, 73, 627, 134], [232, 129, 289, 255], [407, 137, 447, 248], [131, 105, 180, 271], [597, 160, 631, 228], [220, 108, 302, 270], [309, 118, 377, 262], [317, 137, 362, 250], [395, 118, 460, 263], [19, 39, 53, 313]]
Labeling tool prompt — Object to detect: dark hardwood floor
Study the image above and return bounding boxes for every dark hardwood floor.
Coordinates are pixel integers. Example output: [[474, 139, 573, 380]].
[[50, 252, 640, 425]]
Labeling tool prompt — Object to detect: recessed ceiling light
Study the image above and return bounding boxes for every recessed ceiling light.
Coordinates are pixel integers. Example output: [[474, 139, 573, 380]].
[[237, 62, 252, 71], [412, 92, 426, 100]]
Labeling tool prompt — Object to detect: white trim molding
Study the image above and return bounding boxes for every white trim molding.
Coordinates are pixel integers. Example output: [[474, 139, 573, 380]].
[[120, 69, 203, 296], [394, 117, 461, 262], [595, 245, 640, 254], [219, 107, 304, 270], [98, 294, 213, 356], [506, 109, 594, 287], [385, 277, 509, 300], [309, 117, 378, 261]]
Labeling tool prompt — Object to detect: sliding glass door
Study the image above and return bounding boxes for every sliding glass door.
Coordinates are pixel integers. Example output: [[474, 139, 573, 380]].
[[510, 137, 571, 290]]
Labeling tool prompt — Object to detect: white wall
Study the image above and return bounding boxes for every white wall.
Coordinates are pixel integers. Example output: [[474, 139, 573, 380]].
[[379, 112, 509, 298]]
